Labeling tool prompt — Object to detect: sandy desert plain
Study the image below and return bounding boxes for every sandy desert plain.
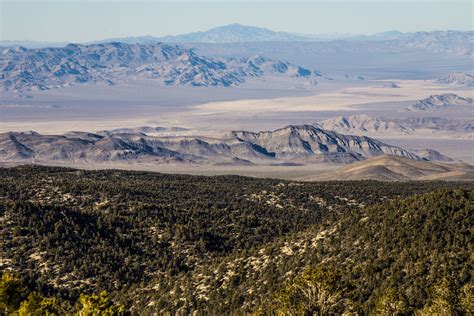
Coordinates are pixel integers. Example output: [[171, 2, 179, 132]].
[[1, 74, 473, 180]]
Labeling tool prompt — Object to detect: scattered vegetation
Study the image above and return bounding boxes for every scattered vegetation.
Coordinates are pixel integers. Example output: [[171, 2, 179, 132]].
[[0, 165, 472, 314]]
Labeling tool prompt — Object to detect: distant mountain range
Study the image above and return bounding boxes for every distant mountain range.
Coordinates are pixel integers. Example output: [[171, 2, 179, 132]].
[[94, 25, 417, 44], [98, 126, 190, 136], [100, 27, 474, 58], [130, 24, 311, 43], [3, 40, 471, 93], [316, 113, 473, 137], [0, 42, 320, 92], [1, 25, 472, 58], [0, 125, 432, 166], [2, 26, 471, 86]]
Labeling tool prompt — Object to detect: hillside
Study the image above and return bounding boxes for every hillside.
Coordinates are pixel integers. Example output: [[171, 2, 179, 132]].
[[312, 156, 474, 181], [0, 166, 472, 314], [188, 187, 473, 314]]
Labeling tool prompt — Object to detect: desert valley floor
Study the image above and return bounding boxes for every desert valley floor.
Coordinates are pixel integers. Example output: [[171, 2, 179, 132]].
[[1, 77, 473, 179]]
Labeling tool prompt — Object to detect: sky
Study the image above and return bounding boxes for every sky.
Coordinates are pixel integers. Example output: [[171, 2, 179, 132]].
[[1, 0, 473, 42]]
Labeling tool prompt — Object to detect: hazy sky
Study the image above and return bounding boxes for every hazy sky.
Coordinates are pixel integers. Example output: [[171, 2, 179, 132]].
[[1, 0, 473, 42]]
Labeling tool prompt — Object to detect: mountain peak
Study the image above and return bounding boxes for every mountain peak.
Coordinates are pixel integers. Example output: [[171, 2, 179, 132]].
[[155, 24, 311, 43], [219, 23, 245, 28]]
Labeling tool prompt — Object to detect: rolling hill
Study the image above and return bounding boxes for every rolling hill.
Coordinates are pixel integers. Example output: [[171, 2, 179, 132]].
[[312, 156, 474, 181]]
